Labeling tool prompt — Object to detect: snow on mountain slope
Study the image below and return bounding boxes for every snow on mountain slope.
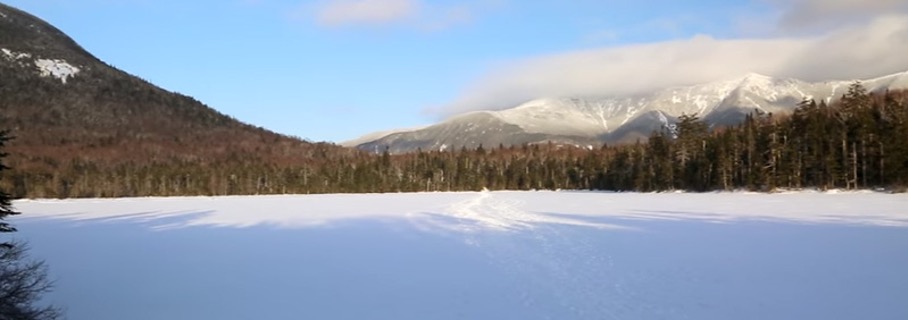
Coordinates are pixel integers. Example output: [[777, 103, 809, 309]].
[[2, 47, 81, 84], [489, 73, 825, 131], [35, 58, 80, 84], [495, 98, 620, 137], [340, 126, 425, 147], [353, 71, 908, 153], [357, 111, 601, 153], [863, 70, 908, 92]]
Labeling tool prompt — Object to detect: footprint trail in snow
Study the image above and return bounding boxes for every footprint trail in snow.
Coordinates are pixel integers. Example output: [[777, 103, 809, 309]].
[[432, 191, 642, 319]]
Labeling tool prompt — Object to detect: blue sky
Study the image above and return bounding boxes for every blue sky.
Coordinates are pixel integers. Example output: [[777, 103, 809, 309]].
[[4, 0, 907, 143]]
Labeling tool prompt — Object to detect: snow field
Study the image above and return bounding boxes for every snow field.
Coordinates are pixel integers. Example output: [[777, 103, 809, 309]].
[[10, 191, 908, 320]]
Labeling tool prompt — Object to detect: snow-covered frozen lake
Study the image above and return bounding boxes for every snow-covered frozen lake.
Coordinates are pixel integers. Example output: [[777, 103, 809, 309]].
[[10, 191, 908, 319]]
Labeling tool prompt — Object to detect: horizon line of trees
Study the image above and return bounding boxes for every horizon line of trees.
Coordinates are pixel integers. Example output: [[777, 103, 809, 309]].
[[2, 82, 907, 198]]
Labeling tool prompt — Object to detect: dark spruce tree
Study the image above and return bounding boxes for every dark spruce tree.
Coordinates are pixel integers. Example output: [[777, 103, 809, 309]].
[[0, 131, 17, 234]]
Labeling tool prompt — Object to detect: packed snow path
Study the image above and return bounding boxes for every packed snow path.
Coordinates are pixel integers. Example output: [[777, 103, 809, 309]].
[[10, 191, 908, 320]]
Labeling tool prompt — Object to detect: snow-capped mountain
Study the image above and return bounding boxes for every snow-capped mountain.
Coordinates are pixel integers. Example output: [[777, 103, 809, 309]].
[[353, 71, 908, 153]]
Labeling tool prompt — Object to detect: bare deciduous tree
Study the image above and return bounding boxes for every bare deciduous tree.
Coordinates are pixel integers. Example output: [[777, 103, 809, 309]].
[[1, 131, 61, 320], [0, 242, 61, 320]]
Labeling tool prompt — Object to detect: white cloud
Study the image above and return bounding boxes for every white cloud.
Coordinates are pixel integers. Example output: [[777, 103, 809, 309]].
[[315, 0, 420, 27], [781, 15, 908, 78], [307, 0, 492, 29], [771, 0, 908, 32], [435, 14, 908, 116]]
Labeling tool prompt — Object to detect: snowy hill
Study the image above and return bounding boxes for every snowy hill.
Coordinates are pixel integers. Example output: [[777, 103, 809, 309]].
[[353, 71, 908, 153]]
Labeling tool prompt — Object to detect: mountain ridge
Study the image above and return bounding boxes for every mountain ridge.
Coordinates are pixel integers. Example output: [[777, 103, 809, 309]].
[[351, 70, 908, 153]]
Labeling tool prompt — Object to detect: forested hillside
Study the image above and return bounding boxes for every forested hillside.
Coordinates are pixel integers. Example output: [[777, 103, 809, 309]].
[[340, 84, 908, 194], [3, 83, 906, 197], [0, 2, 358, 198], [2, 3, 906, 198]]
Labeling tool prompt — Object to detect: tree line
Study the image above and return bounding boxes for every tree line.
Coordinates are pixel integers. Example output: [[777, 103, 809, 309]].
[[2, 83, 907, 198]]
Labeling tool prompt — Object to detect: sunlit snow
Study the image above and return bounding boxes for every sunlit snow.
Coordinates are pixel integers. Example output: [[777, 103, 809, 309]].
[[35, 58, 80, 84], [1, 47, 32, 60], [10, 191, 908, 320], [1, 47, 80, 84]]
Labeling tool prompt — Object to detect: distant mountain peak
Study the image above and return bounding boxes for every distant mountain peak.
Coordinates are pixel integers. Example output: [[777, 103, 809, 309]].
[[510, 97, 571, 111], [723, 72, 779, 89], [738, 72, 773, 80], [352, 70, 908, 153]]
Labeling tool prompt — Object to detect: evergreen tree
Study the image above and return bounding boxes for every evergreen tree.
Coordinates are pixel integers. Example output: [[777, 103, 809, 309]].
[[0, 131, 17, 234], [675, 114, 709, 190], [2, 86, 907, 197]]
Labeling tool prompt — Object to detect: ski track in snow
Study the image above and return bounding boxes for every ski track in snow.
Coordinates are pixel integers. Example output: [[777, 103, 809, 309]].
[[436, 192, 679, 319], [451, 193, 599, 316], [434, 191, 630, 234]]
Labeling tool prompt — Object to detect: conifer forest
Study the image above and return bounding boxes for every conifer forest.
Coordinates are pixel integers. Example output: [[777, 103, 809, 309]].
[[3, 83, 907, 198]]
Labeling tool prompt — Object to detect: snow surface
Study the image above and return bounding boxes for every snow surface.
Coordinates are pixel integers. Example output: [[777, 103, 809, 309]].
[[34, 59, 80, 84], [1, 47, 32, 60], [352, 70, 908, 147], [9, 191, 908, 320], [1, 48, 80, 84]]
